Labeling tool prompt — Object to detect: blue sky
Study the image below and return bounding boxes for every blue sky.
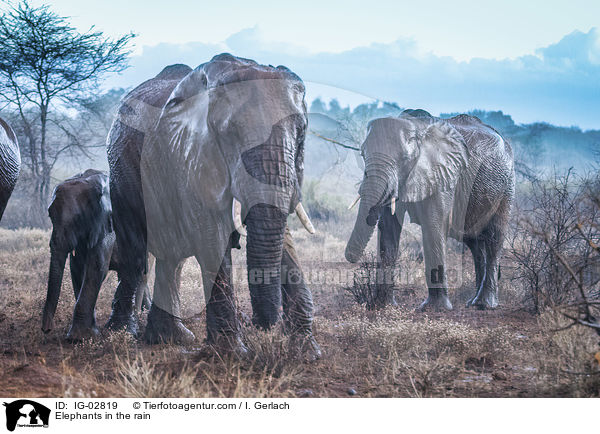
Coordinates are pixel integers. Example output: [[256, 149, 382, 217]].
[[29, 0, 600, 129]]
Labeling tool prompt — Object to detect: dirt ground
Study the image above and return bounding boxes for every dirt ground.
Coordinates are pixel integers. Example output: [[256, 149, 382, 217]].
[[0, 224, 598, 398]]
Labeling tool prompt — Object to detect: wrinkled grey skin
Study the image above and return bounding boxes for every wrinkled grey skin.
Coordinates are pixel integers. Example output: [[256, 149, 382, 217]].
[[106, 54, 319, 358], [346, 110, 515, 311], [0, 117, 21, 220], [41, 169, 151, 341]]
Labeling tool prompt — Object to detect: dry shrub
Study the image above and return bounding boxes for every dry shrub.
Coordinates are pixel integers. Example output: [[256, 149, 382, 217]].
[[324, 307, 514, 396], [68, 332, 199, 397], [197, 358, 298, 398], [242, 326, 304, 376], [196, 326, 306, 397], [507, 169, 600, 395], [69, 329, 138, 363], [510, 170, 600, 312], [114, 351, 199, 398], [337, 308, 511, 362], [534, 312, 600, 397], [107, 327, 303, 398], [396, 354, 461, 397], [345, 254, 379, 309]]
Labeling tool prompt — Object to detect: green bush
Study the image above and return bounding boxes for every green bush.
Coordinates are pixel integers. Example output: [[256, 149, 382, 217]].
[[302, 179, 347, 221]]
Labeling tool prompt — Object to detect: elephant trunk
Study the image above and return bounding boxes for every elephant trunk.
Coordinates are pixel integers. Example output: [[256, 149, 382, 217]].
[[345, 159, 396, 263], [42, 248, 68, 333], [245, 203, 287, 329]]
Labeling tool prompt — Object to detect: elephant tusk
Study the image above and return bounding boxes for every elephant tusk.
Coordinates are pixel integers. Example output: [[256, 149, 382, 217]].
[[348, 195, 360, 210], [232, 198, 247, 237], [391, 197, 396, 215], [295, 202, 316, 234]]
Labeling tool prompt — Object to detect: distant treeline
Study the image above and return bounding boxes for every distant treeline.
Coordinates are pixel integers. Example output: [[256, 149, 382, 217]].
[[309, 98, 600, 171], [441, 109, 600, 169]]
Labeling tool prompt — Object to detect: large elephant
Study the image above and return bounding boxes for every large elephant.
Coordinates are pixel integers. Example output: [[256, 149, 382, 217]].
[[105, 54, 320, 358], [345, 109, 515, 311], [0, 117, 21, 220], [41, 169, 151, 340]]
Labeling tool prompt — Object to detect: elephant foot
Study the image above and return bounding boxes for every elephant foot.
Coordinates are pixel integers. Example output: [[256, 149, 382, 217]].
[[105, 310, 138, 336], [416, 289, 453, 312], [105, 298, 138, 336], [144, 304, 195, 345], [467, 291, 498, 310], [290, 333, 322, 362], [207, 333, 249, 358], [66, 322, 100, 342]]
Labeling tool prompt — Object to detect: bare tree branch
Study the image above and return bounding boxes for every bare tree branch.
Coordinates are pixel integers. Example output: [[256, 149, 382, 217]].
[[308, 130, 360, 151]]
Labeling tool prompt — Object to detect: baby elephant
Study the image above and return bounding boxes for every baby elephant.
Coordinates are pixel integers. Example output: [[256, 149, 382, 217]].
[[41, 169, 151, 341]]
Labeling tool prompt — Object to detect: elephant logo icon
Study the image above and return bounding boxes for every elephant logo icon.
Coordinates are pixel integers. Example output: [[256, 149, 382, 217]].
[[3, 400, 50, 431], [287, 269, 302, 285]]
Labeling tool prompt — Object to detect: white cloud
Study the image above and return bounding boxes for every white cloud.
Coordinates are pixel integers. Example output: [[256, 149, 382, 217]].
[[105, 27, 600, 130]]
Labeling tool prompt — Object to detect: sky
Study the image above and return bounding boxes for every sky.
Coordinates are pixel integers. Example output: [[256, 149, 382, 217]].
[[35, 0, 600, 60], [27, 0, 600, 129]]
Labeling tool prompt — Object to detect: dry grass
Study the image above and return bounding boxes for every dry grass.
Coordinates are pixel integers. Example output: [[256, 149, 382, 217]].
[[0, 227, 598, 397], [531, 312, 600, 397]]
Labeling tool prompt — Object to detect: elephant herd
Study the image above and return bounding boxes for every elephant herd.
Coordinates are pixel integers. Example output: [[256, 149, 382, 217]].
[[0, 54, 515, 360]]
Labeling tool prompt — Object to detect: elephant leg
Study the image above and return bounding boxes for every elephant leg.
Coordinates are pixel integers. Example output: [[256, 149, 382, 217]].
[[281, 227, 321, 361], [0, 188, 11, 221], [417, 223, 453, 312], [469, 220, 503, 309], [41, 250, 68, 333], [464, 237, 487, 306], [205, 238, 246, 355], [106, 261, 144, 335], [67, 240, 111, 341], [69, 248, 86, 301], [135, 254, 154, 313], [375, 206, 403, 308], [144, 258, 195, 345], [105, 169, 147, 335]]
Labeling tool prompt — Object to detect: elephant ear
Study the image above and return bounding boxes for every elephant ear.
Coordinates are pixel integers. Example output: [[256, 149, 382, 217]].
[[400, 121, 468, 202], [87, 174, 112, 249], [162, 68, 208, 112], [151, 67, 210, 174]]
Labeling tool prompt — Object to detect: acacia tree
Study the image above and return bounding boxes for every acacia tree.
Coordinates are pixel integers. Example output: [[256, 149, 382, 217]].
[[0, 1, 134, 226]]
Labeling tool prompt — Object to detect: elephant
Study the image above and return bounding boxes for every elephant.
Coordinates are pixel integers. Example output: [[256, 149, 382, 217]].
[[345, 109, 515, 311], [105, 54, 320, 358], [41, 169, 151, 341], [0, 117, 21, 220]]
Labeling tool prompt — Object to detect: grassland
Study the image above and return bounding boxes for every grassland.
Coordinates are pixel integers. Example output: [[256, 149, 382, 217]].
[[0, 222, 598, 397]]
